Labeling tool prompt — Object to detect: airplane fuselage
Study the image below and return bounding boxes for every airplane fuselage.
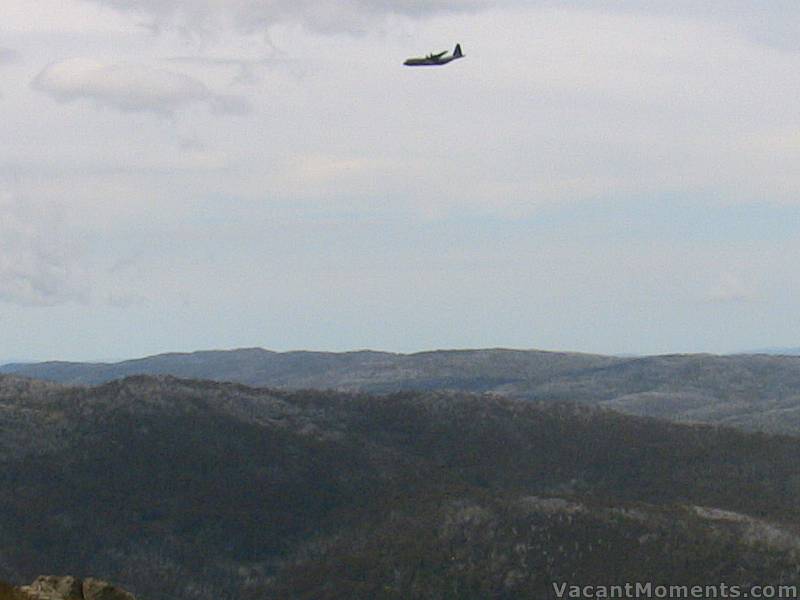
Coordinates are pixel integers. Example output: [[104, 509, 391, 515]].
[[404, 44, 464, 67], [403, 56, 458, 66]]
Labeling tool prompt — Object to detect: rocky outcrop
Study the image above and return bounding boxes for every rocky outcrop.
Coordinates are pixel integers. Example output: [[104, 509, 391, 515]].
[[18, 577, 135, 600]]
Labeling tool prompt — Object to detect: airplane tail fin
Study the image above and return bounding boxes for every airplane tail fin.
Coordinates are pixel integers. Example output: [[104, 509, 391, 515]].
[[454, 43, 463, 58]]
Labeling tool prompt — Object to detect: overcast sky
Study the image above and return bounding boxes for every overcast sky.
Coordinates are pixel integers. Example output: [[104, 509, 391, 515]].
[[2, 1, 800, 361]]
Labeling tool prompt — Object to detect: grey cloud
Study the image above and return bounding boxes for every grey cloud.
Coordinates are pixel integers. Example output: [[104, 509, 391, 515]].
[[0, 49, 17, 96], [537, 1, 800, 51], [31, 58, 251, 115], [86, 0, 489, 35], [208, 93, 251, 115], [166, 55, 291, 84], [0, 193, 88, 307], [0, 48, 18, 64], [86, 0, 800, 48], [103, 290, 148, 307]]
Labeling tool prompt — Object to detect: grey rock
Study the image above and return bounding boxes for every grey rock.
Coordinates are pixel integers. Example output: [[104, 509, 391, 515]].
[[18, 577, 135, 600], [20, 575, 83, 599]]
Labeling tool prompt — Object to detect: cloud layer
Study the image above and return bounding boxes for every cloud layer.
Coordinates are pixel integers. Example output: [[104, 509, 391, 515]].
[[80, 0, 800, 52], [31, 58, 249, 114], [87, 0, 489, 34], [3, 0, 800, 358]]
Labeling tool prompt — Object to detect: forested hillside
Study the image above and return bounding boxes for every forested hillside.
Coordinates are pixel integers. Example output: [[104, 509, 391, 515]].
[[1, 375, 800, 598]]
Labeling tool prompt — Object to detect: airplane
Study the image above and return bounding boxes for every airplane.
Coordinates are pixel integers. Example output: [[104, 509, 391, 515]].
[[404, 43, 464, 67]]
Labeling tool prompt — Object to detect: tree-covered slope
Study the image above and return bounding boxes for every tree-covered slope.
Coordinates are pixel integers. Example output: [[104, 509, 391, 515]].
[[1, 375, 800, 598]]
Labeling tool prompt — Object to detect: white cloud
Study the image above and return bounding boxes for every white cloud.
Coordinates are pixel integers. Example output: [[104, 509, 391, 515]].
[[31, 58, 249, 115], [0, 192, 88, 306]]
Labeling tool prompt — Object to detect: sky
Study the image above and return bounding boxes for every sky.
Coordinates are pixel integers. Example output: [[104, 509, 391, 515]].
[[2, 1, 800, 361]]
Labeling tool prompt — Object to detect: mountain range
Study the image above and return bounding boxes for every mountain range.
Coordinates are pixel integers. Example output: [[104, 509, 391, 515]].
[[6, 347, 800, 434]]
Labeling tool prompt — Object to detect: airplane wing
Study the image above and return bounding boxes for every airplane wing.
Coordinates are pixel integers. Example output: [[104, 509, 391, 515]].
[[427, 50, 447, 59]]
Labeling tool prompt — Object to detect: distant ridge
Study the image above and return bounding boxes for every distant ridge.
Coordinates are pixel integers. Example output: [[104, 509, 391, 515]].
[[742, 346, 800, 356], [0, 347, 619, 389], [6, 347, 800, 435]]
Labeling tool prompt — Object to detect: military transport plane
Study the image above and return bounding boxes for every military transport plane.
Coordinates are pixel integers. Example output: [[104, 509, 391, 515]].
[[404, 44, 464, 66]]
